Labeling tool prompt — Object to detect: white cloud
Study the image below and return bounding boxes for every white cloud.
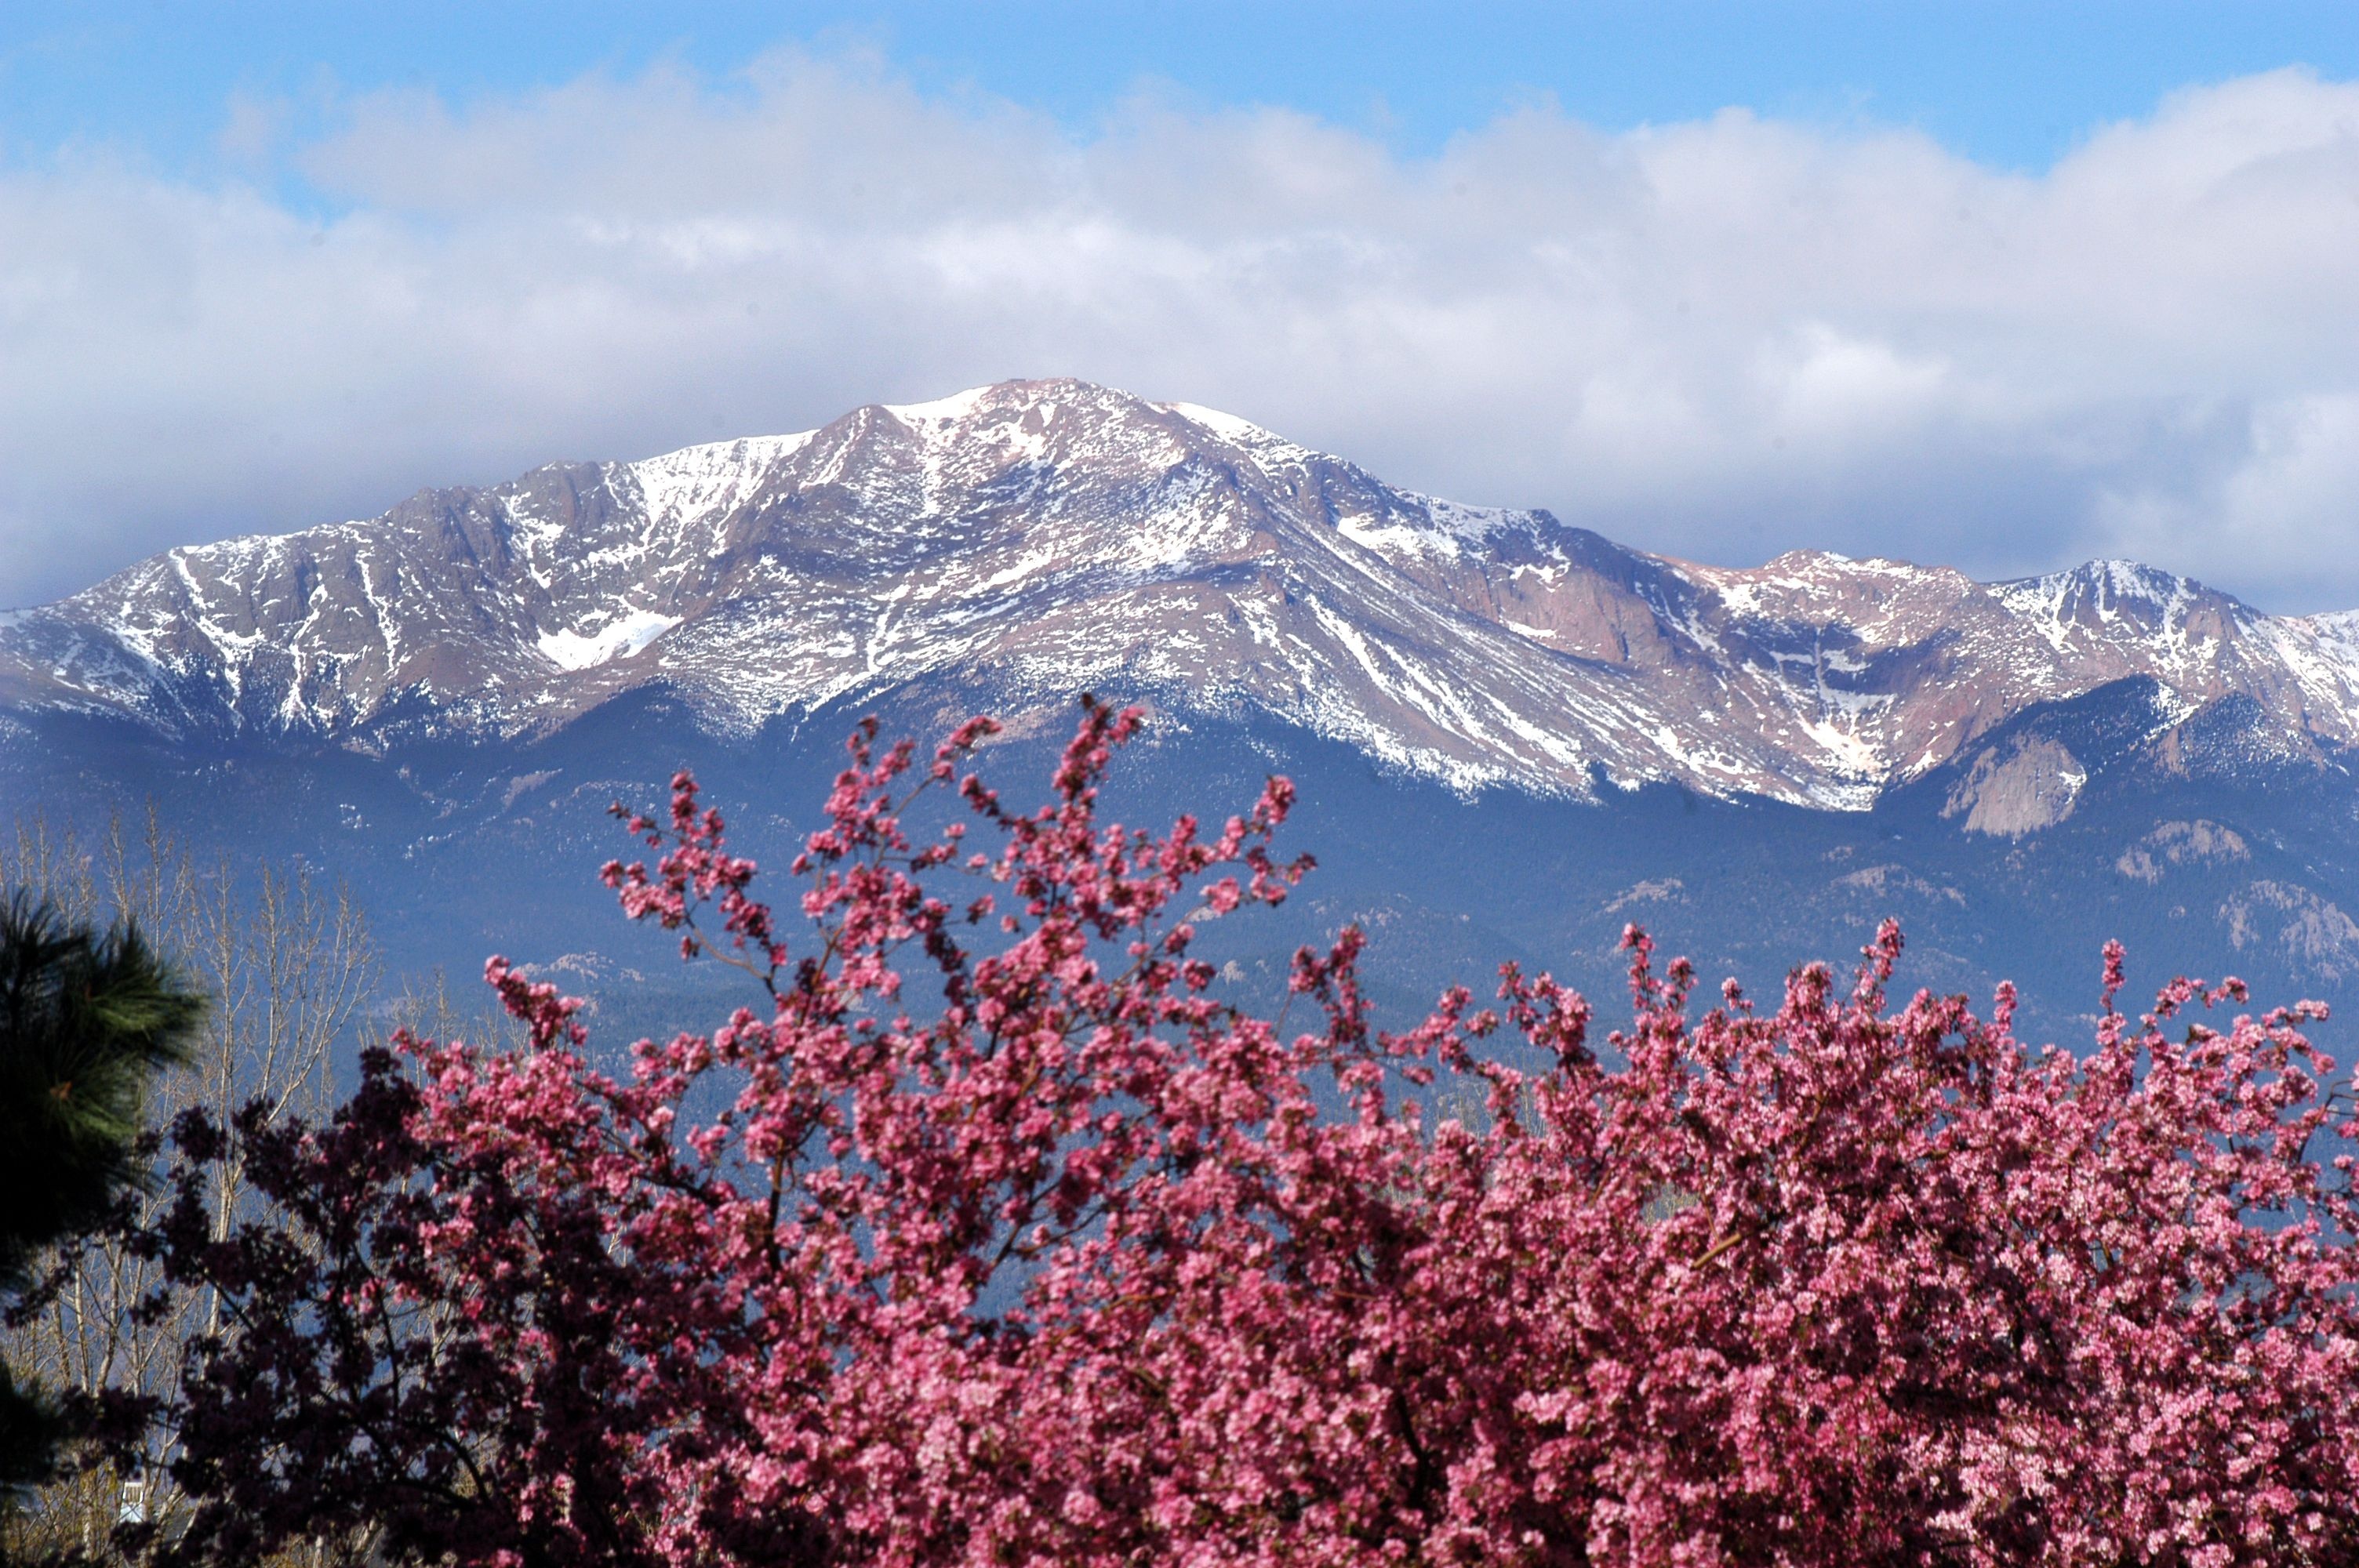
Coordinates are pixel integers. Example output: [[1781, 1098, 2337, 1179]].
[[3, 56, 2358, 608]]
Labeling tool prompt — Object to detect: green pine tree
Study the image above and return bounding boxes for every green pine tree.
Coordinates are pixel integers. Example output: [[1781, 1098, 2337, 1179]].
[[0, 894, 202, 1508]]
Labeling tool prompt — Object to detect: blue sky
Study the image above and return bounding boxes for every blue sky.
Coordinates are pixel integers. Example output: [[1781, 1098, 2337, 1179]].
[[10, 2, 2357, 175], [4, 5, 2359, 610]]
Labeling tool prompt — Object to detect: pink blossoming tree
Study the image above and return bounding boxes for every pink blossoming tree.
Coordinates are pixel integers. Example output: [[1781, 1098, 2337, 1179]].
[[115, 700, 2359, 1566]]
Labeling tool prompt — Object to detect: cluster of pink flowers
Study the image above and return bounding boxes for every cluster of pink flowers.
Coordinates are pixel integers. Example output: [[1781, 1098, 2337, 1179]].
[[127, 700, 2359, 1566]]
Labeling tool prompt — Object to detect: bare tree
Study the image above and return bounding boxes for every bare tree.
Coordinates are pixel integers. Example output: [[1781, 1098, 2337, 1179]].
[[0, 808, 378, 1562]]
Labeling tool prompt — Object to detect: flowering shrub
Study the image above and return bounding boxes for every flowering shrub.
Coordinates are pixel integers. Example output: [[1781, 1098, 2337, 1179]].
[[124, 701, 2359, 1566]]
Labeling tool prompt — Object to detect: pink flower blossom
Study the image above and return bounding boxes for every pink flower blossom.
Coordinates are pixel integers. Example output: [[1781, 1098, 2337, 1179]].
[[122, 699, 2359, 1567]]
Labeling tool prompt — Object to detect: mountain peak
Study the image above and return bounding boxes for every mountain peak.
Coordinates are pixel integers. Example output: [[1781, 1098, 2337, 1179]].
[[5, 382, 2357, 811], [2003, 557, 2231, 608]]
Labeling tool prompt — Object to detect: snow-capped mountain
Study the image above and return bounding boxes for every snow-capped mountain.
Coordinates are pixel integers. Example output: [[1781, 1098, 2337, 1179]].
[[8, 377, 2359, 812]]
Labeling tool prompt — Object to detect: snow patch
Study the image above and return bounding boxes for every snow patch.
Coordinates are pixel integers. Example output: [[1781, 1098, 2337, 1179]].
[[537, 609, 682, 670], [1337, 499, 1528, 561], [887, 386, 993, 425], [1162, 401, 1285, 448], [627, 431, 816, 535]]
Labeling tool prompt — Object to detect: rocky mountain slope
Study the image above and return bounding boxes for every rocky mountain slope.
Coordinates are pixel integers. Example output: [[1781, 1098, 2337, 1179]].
[[8, 378, 2359, 820]]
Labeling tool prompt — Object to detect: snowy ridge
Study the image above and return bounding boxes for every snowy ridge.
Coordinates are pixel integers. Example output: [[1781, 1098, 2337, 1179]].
[[624, 431, 818, 537], [5, 377, 2357, 810]]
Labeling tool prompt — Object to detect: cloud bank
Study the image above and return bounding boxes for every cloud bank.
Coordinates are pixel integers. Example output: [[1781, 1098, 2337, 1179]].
[[5, 55, 2358, 608]]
